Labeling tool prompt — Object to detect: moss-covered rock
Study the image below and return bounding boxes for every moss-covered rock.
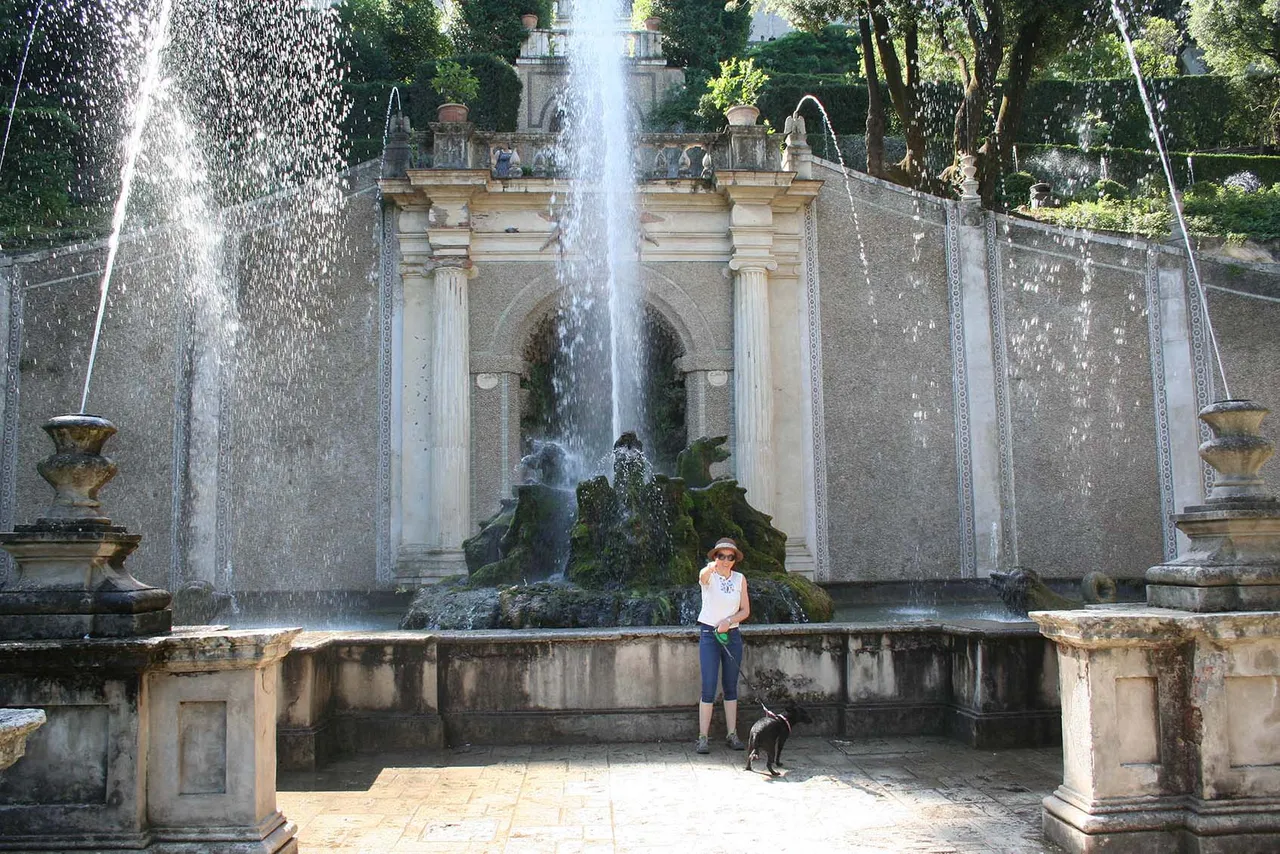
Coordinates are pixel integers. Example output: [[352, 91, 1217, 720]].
[[675, 434, 730, 487], [687, 479, 786, 576], [466, 483, 575, 584], [400, 576, 502, 629]]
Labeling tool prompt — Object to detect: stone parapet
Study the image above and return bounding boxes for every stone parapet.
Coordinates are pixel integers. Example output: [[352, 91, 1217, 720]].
[[275, 621, 1058, 770], [1033, 604, 1280, 853]]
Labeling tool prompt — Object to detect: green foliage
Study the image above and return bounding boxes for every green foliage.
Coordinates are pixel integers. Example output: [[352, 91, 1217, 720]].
[[1028, 182, 1280, 240], [1030, 195, 1173, 238], [746, 25, 859, 76], [1000, 171, 1037, 208], [408, 54, 521, 131], [430, 59, 480, 103], [1093, 179, 1129, 200], [1019, 143, 1280, 187], [1041, 16, 1180, 80], [339, 0, 451, 83], [699, 58, 770, 118], [643, 68, 714, 131], [654, 0, 752, 73], [451, 0, 553, 63], [1183, 182, 1280, 240], [1187, 0, 1280, 76]]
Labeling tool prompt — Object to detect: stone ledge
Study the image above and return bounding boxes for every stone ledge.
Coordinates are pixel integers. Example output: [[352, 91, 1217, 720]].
[[0, 708, 44, 770]]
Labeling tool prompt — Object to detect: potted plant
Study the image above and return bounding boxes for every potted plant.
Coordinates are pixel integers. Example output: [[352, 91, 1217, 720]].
[[521, 12, 539, 29], [432, 60, 480, 123], [700, 58, 769, 127]]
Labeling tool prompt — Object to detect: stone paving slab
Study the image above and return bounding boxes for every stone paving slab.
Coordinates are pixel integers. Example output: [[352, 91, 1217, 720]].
[[278, 736, 1066, 854]]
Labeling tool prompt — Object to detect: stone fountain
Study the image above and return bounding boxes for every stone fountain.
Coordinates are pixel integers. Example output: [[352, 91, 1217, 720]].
[[1032, 400, 1280, 854], [0, 415, 299, 853]]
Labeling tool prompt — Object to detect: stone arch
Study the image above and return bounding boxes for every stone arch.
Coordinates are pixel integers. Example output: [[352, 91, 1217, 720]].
[[484, 266, 718, 364]]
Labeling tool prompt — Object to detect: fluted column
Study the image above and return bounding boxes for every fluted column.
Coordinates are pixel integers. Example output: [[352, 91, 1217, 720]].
[[731, 258, 776, 515], [426, 260, 472, 551]]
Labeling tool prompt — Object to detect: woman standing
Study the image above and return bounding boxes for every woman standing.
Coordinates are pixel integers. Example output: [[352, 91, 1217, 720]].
[[695, 537, 751, 754]]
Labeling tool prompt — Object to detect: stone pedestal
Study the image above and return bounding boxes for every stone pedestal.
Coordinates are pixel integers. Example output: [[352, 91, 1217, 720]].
[[0, 628, 300, 853], [1033, 607, 1280, 854], [1033, 400, 1280, 853], [1147, 401, 1280, 611]]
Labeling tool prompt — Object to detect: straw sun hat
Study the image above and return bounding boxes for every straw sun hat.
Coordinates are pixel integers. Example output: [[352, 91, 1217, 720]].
[[706, 538, 745, 562]]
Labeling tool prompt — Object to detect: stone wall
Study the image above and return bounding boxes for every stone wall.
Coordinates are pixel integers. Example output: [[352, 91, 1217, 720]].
[[3, 155, 1280, 595]]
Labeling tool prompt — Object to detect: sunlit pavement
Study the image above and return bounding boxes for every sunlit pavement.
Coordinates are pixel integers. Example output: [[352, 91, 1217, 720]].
[[279, 735, 1066, 853]]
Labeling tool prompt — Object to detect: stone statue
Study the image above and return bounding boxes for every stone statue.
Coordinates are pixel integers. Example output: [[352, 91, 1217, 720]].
[[675, 435, 730, 488], [988, 567, 1117, 616]]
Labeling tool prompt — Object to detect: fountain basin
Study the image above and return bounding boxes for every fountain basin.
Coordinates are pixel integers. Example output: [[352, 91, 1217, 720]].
[[276, 620, 1062, 770]]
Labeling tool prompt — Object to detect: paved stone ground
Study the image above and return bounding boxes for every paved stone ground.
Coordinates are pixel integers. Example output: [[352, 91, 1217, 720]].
[[278, 736, 1067, 854]]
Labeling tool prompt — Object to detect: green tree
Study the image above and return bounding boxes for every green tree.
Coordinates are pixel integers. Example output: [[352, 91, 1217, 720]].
[[746, 24, 860, 76], [1187, 0, 1280, 144], [1187, 0, 1280, 75], [1042, 16, 1181, 79], [451, 0, 554, 63], [654, 0, 753, 73], [339, 0, 451, 83]]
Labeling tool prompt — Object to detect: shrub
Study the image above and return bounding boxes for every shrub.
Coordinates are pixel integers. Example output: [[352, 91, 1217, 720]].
[[700, 57, 770, 114], [408, 54, 520, 131], [746, 25, 859, 77], [1093, 179, 1129, 201], [653, 0, 752, 73], [451, 0, 553, 63], [1000, 171, 1036, 208], [430, 60, 480, 104]]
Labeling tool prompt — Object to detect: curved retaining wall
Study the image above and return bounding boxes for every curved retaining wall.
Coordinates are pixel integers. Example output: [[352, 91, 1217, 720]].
[[276, 621, 1060, 771]]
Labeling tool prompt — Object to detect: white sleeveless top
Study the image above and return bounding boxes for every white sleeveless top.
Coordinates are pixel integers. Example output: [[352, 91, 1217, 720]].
[[698, 567, 744, 628]]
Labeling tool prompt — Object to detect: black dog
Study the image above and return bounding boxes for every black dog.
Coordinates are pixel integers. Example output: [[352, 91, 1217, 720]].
[[744, 702, 812, 776]]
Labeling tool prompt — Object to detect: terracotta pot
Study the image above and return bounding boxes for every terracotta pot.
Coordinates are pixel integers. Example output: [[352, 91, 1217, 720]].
[[725, 104, 760, 127], [437, 103, 469, 123], [521, 13, 538, 29], [644, 16, 661, 31]]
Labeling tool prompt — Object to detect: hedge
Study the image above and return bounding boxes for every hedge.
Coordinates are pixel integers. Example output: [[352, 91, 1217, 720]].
[[755, 74, 1271, 152], [1018, 143, 1280, 189]]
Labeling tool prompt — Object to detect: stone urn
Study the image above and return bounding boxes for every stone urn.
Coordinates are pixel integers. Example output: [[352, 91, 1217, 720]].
[[437, 103, 469, 123], [1197, 399, 1274, 501], [0, 414, 172, 639], [521, 12, 538, 29], [644, 16, 661, 31], [725, 104, 760, 127]]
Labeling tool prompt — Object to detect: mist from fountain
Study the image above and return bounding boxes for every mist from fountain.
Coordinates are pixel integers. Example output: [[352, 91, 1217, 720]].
[[0, 0, 46, 180], [552, 0, 645, 471]]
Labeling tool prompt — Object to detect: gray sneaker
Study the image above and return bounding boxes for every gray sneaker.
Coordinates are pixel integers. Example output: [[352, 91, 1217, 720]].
[[695, 735, 710, 754], [725, 732, 745, 750]]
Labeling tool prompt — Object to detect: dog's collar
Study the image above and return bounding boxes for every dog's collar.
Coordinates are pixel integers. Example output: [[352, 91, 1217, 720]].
[[765, 708, 792, 734]]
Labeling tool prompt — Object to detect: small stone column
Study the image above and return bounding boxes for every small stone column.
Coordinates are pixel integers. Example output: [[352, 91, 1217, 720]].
[[731, 259, 775, 515], [426, 259, 473, 559]]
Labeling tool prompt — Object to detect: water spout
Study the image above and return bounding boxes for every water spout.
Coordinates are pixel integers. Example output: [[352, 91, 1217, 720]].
[[81, 0, 177, 414], [0, 0, 45, 181], [1110, 0, 1231, 399]]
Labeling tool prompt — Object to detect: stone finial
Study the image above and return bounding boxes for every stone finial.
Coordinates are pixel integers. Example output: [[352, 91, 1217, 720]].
[[958, 153, 979, 201], [1198, 400, 1274, 502], [1030, 182, 1051, 209]]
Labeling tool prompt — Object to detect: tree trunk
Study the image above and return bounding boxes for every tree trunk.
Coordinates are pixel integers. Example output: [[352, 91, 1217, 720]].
[[860, 15, 885, 179], [984, 15, 1043, 204], [870, 8, 929, 189], [951, 0, 1004, 204]]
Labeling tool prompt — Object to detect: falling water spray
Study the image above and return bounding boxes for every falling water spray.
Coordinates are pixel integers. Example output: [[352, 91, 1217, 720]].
[[81, 0, 177, 414], [0, 0, 46, 181], [1110, 0, 1231, 399]]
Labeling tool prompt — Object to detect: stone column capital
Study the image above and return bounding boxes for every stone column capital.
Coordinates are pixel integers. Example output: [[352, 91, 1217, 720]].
[[728, 257, 777, 274], [424, 256, 479, 279]]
